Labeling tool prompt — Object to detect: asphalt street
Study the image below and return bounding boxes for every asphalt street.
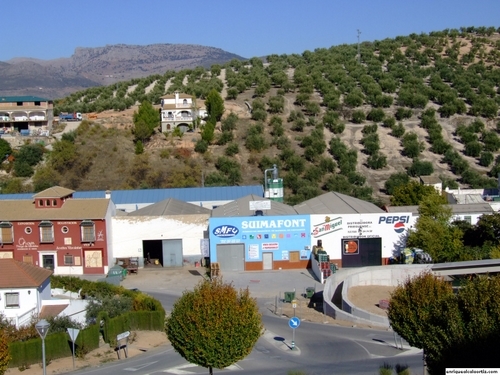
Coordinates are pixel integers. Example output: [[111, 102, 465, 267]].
[[76, 267, 424, 375]]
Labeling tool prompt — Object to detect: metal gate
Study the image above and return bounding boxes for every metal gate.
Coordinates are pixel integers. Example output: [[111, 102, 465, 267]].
[[263, 252, 273, 270], [216, 243, 245, 271], [162, 239, 183, 267]]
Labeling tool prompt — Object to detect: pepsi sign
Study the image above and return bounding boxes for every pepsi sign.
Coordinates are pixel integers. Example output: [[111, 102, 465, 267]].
[[379, 215, 410, 233], [378, 216, 410, 224], [213, 225, 239, 238], [393, 222, 405, 233]]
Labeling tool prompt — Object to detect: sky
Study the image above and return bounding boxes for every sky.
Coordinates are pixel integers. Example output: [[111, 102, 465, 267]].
[[2, 0, 499, 62]]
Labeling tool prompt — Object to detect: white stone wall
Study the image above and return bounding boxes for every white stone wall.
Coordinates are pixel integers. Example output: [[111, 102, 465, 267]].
[[311, 212, 411, 261], [111, 214, 209, 262]]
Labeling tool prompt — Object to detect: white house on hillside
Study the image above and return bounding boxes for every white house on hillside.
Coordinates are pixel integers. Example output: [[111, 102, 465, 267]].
[[160, 92, 207, 133], [0, 259, 52, 328]]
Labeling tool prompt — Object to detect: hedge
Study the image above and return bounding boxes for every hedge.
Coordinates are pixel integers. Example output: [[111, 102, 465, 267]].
[[8, 324, 99, 368], [7, 309, 165, 368], [102, 311, 165, 346]]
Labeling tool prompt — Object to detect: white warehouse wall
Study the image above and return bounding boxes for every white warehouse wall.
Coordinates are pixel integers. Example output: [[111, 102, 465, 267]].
[[112, 214, 209, 263], [311, 212, 411, 261]]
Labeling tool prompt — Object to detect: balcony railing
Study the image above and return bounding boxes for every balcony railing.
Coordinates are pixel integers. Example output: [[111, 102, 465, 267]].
[[162, 116, 193, 122], [10, 306, 37, 328]]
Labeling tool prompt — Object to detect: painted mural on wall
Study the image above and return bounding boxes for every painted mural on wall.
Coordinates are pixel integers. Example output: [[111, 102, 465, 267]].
[[209, 215, 311, 261]]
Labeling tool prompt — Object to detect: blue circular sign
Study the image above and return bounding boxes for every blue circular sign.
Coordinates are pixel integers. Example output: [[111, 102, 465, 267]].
[[288, 317, 301, 329]]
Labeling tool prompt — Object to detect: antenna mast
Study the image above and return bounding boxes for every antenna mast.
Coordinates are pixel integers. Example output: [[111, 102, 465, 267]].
[[357, 29, 361, 64]]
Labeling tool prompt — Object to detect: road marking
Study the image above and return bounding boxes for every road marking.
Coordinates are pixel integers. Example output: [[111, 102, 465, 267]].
[[163, 363, 197, 374], [124, 361, 158, 371], [163, 363, 242, 374]]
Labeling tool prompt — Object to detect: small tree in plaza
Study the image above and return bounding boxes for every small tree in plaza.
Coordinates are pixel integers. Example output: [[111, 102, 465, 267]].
[[166, 278, 262, 375]]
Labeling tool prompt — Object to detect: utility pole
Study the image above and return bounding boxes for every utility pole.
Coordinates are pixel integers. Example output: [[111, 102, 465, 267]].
[[357, 29, 362, 64]]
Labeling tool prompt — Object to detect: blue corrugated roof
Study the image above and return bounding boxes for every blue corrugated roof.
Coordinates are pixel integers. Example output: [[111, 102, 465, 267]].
[[0, 185, 264, 204]]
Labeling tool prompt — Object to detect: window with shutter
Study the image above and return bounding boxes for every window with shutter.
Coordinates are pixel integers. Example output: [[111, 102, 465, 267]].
[[80, 221, 95, 242], [39, 221, 54, 243], [0, 222, 13, 244], [5, 292, 19, 308]]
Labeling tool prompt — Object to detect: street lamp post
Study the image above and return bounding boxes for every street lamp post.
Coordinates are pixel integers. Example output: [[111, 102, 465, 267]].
[[36, 319, 50, 375]]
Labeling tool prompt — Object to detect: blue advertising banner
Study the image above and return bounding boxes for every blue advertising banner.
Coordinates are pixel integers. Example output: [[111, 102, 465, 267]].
[[209, 215, 311, 262]]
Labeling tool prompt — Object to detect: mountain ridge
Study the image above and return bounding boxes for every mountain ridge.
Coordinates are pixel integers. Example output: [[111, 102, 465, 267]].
[[0, 43, 246, 99]]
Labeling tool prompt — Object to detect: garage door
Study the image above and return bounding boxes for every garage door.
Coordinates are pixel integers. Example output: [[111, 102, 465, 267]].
[[216, 244, 245, 271], [162, 239, 183, 267], [341, 238, 382, 267]]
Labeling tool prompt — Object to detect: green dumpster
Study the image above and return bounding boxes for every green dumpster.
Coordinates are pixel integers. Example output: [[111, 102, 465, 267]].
[[107, 265, 127, 280], [306, 287, 315, 299], [284, 291, 295, 303]]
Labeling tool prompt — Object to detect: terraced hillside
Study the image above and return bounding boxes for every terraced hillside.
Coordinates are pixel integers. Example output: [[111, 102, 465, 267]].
[[3, 27, 500, 205]]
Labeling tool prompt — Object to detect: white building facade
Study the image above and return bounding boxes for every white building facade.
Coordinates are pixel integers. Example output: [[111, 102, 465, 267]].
[[310, 212, 412, 268], [160, 92, 207, 133], [112, 214, 209, 267]]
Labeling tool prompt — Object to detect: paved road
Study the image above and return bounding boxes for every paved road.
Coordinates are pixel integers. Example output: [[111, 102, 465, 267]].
[[77, 268, 424, 375], [121, 267, 324, 300]]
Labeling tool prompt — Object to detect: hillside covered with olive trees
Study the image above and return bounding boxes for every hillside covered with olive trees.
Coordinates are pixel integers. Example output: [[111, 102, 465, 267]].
[[2, 26, 500, 206]]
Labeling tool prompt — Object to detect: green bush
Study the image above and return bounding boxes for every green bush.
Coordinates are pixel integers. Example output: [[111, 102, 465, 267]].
[[225, 143, 239, 156], [134, 140, 144, 154], [367, 108, 385, 122], [382, 117, 396, 128], [86, 295, 133, 323], [391, 123, 406, 138], [216, 131, 233, 145], [351, 110, 366, 124], [13, 161, 33, 178], [194, 139, 209, 154]]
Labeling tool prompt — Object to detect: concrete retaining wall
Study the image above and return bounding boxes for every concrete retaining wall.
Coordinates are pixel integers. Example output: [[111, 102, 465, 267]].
[[323, 265, 431, 328]]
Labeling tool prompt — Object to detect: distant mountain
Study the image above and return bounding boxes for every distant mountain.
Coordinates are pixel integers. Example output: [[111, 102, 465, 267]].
[[0, 44, 246, 99]]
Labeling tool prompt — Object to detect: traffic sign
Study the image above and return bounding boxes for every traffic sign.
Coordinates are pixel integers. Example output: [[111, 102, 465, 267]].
[[66, 328, 80, 342], [291, 299, 297, 309], [117, 331, 130, 341], [288, 316, 301, 329]]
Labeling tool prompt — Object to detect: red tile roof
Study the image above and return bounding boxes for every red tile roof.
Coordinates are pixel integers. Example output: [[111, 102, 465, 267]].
[[0, 259, 52, 288], [39, 304, 68, 319]]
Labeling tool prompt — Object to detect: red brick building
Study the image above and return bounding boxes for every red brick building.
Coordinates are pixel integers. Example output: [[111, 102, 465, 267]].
[[0, 186, 115, 275]]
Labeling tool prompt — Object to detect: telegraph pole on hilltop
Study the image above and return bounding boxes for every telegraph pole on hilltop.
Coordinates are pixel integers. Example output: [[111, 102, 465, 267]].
[[357, 29, 361, 64]]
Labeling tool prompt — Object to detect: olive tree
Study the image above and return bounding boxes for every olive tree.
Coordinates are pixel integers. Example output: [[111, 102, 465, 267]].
[[166, 278, 262, 375]]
